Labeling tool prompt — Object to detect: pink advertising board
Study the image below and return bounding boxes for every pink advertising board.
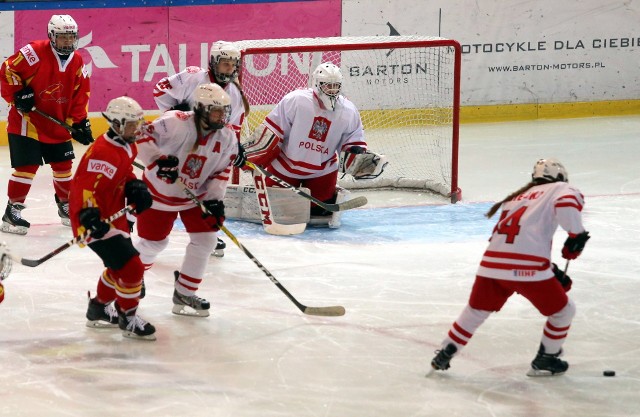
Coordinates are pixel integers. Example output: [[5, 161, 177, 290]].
[[13, 1, 340, 111]]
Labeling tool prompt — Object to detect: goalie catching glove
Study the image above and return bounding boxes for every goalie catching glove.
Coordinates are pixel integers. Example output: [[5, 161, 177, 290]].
[[202, 199, 225, 231], [339, 146, 388, 180]]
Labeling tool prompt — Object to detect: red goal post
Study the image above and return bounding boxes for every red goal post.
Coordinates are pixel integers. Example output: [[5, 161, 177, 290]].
[[233, 36, 462, 203]]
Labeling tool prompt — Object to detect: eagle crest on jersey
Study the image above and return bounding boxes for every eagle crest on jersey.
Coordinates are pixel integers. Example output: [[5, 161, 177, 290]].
[[310, 117, 330, 142], [183, 155, 206, 179], [243, 123, 282, 167]]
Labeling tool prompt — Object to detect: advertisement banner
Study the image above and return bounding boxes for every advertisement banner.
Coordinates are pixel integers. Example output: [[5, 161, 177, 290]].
[[342, 0, 640, 105], [11, 1, 340, 112]]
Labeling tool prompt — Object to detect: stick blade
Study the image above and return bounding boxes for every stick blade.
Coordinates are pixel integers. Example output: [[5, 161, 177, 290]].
[[264, 222, 307, 236], [20, 259, 41, 268], [336, 196, 368, 211], [303, 305, 346, 317]]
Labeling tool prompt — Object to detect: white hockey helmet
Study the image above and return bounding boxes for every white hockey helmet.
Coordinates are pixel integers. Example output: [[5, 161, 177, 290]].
[[47, 15, 78, 54], [194, 83, 231, 130], [209, 41, 241, 86], [532, 158, 568, 183], [103, 96, 145, 143], [312, 62, 343, 111]]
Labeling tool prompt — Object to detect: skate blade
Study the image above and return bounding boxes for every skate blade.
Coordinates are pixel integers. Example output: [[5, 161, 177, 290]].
[[526, 368, 566, 377], [211, 249, 224, 258], [122, 330, 156, 341], [60, 218, 71, 227], [1, 222, 28, 235], [172, 304, 210, 317], [86, 320, 119, 329]]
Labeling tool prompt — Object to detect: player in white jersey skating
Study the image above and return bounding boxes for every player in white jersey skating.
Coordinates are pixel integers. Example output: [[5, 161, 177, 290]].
[[430, 158, 590, 376], [153, 40, 247, 256], [134, 83, 245, 317], [243, 62, 386, 222]]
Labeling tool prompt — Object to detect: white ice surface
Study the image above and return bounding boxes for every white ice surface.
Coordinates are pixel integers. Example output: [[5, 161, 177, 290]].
[[0, 116, 639, 417]]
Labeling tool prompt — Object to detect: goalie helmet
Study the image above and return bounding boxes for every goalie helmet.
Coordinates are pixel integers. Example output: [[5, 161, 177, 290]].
[[194, 83, 231, 130], [312, 62, 343, 111], [532, 158, 568, 183], [209, 41, 241, 87], [47, 15, 79, 54], [103, 96, 144, 144]]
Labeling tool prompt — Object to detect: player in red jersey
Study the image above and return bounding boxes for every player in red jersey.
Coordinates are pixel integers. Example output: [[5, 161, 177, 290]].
[[0, 14, 93, 235], [430, 158, 590, 376], [69, 96, 155, 341]]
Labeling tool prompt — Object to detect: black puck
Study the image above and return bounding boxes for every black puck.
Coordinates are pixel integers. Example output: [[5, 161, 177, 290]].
[[603, 370, 615, 377]]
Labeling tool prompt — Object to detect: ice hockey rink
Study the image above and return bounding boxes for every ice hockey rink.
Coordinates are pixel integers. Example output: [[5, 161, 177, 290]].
[[1, 115, 638, 417]]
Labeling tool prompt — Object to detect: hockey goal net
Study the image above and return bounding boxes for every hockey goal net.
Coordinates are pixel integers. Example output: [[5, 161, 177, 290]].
[[233, 36, 462, 203]]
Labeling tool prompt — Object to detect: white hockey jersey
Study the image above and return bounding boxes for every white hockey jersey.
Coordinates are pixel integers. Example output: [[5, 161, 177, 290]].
[[137, 110, 238, 211], [264, 88, 367, 179], [153, 66, 245, 138], [477, 181, 586, 281]]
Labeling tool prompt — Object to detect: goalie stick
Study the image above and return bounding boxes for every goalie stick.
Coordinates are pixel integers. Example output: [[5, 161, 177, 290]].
[[179, 180, 345, 317], [253, 171, 306, 236], [8, 205, 134, 268], [245, 161, 367, 212]]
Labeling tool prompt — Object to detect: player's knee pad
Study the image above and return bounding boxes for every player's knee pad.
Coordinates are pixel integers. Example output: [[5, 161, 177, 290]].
[[113, 256, 145, 287]]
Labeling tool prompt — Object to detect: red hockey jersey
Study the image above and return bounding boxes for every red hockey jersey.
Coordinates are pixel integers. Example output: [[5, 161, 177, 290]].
[[68, 133, 138, 238], [1, 39, 90, 144]]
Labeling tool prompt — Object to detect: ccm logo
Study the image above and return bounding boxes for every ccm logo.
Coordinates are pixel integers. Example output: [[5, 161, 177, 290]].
[[87, 159, 117, 179]]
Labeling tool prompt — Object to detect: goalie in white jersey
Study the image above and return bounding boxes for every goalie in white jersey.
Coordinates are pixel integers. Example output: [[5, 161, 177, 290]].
[[153, 40, 247, 256], [430, 158, 590, 377], [244, 62, 386, 218], [134, 83, 244, 317]]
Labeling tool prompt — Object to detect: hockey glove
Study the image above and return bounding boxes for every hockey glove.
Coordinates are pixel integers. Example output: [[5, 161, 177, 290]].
[[79, 207, 110, 239], [125, 179, 153, 214], [551, 263, 572, 292], [71, 119, 94, 145], [170, 102, 191, 112], [346, 145, 366, 155], [232, 143, 247, 168], [562, 231, 590, 260], [202, 199, 225, 231], [14, 86, 35, 113], [155, 155, 179, 184]]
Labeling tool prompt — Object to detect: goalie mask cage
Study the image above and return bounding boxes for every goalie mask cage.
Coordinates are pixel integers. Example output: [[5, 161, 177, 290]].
[[233, 36, 462, 203]]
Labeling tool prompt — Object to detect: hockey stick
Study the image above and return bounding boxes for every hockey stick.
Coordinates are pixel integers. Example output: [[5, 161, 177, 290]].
[[244, 161, 368, 212], [33, 108, 78, 135], [179, 180, 345, 317], [8, 205, 134, 268], [253, 171, 306, 236]]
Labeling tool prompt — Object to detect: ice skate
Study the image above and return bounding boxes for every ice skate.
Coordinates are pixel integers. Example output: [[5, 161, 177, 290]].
[[431, 343, 457, 371], [1, 202, 30, 235], [85, 294, 119, 328], [172, 271, 211, 317], [118, 312, 156, 341], [211, 237, 225, 257], [527, 343, 568, 377], [55, 194, 71, 227]]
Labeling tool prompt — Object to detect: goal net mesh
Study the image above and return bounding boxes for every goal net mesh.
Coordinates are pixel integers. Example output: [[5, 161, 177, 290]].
[[233, 36, 461, 202]]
